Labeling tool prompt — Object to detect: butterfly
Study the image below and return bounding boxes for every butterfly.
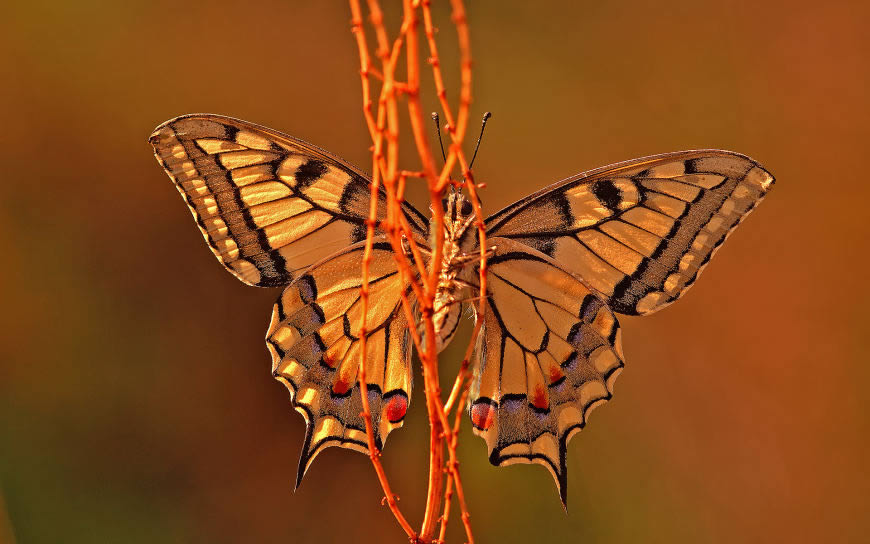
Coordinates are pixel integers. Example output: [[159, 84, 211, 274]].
[[150, 114, 774, 505]]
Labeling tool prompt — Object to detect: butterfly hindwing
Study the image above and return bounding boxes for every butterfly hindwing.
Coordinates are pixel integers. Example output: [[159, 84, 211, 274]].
[[468, 238, 624, 506], [149, 114, 428, 287], [267, 238, 416, 487], [485, 150, 774, 315]]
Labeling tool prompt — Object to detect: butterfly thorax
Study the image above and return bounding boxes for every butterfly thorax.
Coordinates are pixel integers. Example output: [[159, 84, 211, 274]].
[[429, 191, 479, 352]]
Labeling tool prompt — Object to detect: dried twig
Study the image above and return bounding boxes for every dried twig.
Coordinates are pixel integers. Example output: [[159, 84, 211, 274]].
[[350, 2, 482, 541]]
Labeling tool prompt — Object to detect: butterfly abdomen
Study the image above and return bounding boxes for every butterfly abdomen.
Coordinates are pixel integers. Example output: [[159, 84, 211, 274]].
[[429, 237, 467, 352]]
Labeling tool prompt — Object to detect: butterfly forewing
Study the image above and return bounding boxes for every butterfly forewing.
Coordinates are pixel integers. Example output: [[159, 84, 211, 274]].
[[485, 150, 774, 315], [267, 238, 417, 487], [149, 114, 428, 287], [468, 238, 624, 506]]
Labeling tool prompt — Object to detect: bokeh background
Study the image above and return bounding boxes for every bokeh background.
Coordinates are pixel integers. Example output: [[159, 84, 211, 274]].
[[2, 1, 868, 542]]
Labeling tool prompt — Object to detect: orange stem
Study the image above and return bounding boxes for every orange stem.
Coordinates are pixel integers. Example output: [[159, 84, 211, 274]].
[[349, 0, 416, 540], [350, 1, 482, 541]]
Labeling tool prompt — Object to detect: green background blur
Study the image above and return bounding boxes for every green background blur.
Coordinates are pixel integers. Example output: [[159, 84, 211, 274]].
[[2, 1, 868, 542]]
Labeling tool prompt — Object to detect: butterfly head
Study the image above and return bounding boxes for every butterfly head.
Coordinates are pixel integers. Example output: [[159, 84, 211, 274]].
[[434, 189, 479, 253], [442, 190, 473, 219]]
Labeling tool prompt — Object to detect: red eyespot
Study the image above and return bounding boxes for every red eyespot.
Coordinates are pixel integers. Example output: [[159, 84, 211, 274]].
[[471, 401, 495, 430], [332, 375, 350, 396], [531, 385, 549, 410], [385, 394, 408, 423], [548, 365, 565, 384]]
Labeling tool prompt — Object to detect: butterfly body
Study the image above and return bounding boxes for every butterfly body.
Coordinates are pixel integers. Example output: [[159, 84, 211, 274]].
[[430, 191, 480, 351], [151, 114, 774, 505]]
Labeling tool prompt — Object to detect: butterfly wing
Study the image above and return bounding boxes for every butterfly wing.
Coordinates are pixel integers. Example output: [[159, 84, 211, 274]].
[[485, 150, 774, 315], [267, 238, 417, 487], [468, 238, 624, 506], [150, 114, 429, 287]]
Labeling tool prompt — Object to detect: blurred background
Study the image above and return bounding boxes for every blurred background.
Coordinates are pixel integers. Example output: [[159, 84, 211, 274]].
[[2, 1, 868, 542]]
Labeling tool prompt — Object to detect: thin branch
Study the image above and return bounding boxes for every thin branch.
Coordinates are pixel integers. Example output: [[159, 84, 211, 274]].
[[350, 0, 416, 539], [350, 2, 482, 542]]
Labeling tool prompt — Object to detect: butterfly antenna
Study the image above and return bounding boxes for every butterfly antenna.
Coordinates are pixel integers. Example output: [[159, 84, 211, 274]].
[[431, 112, 447, 163], [468, 111, 492, 171]]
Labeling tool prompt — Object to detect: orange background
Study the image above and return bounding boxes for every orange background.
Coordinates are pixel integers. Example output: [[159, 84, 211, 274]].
[[2, 1, 868, 542]]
